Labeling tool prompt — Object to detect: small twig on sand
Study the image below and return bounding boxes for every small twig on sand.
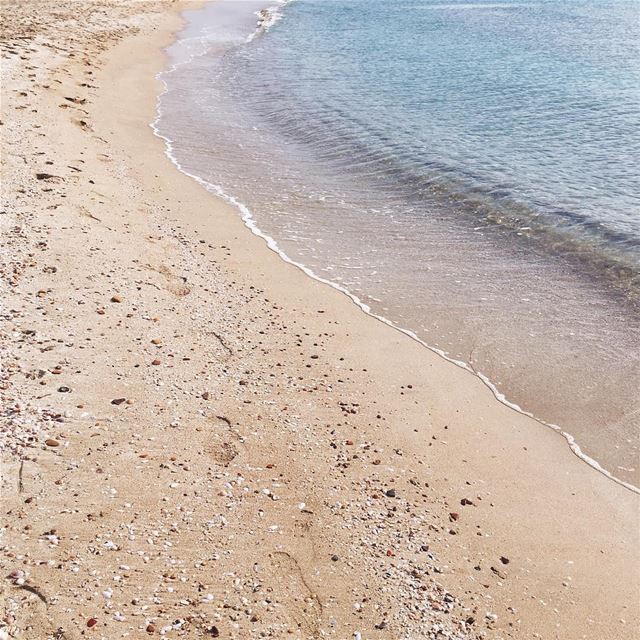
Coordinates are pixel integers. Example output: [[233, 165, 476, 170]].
[[210, 330, 233, 356], [18, 460, 24, 493]]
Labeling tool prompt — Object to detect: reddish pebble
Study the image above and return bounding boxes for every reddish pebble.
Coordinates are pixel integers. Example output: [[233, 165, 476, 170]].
[[87, 618, 98, 628], [151, 359, 161, 366], [449, 512, 460, 521], [45, 439, 60, 447], [345, 439, 354, 446], [146, 623, 155, 633]]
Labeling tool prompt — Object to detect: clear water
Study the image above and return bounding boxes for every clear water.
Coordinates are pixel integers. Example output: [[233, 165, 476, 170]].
[[157, 0, 640, 488]]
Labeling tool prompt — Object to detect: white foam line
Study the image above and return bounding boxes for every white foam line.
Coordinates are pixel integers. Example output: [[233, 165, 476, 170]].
[[149, 13, 639, 497]]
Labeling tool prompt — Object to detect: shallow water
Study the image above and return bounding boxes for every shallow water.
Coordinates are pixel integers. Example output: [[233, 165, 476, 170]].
[[157, 0, 640, 488]]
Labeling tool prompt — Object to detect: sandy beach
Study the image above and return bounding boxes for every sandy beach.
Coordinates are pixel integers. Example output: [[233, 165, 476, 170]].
[[1, 2, 638, 639]]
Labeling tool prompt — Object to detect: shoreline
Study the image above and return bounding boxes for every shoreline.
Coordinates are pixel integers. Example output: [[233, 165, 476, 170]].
[[1, 2, 638, 639], [155, 0, 639, 493], [155, 0, 639, 494]]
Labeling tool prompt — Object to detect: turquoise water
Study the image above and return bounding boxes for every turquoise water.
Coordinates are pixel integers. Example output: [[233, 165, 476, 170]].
[[158, 0, 640, 487]]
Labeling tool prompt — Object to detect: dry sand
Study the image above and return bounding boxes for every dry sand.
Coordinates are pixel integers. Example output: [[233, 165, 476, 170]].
[[1, 1, 638, 639]]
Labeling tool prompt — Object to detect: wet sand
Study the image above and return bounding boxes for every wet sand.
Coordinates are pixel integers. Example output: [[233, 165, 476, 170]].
[[0, 1, 638, 639]]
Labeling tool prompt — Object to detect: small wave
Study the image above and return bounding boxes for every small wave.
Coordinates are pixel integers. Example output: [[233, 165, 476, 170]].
[[225, 87, 640, 302], [246, 0, 296, 43]]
